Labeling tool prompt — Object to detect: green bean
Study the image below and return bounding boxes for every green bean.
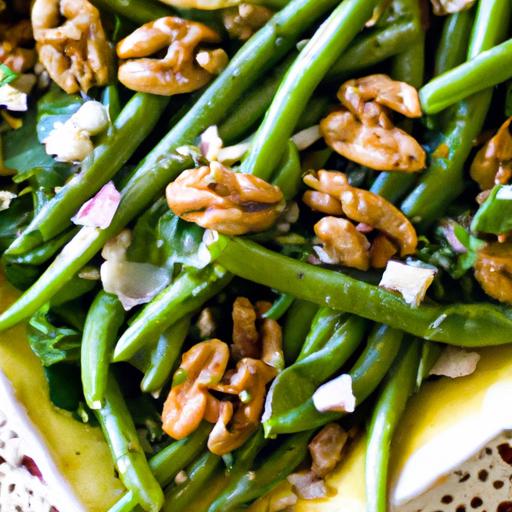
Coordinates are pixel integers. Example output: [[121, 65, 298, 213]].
[[109, 424, 211, 512], [297, 307, 344, 361], [7, 93, 170, 256], [271, 141, 302, 201], [91, 0, 173, 24], [113, 265, 231, 362], [401, 0, 511, 226], [102, 84, 122, 124], [82, 292, 125, 409], [0, 0, 348, 332], [434, 9, 475, 76], [208, 431, 314, 512], [416, 341, 442, 389], [264, 325, 403, 435], [366, 340, 421, 512], [49, 274, 97, 306], [96, 376, 164, 512], [471, 184, 512, 235], [215, 237, 512, 346], [242, 0, 379, 180], [140, 315, 191, 393], [282, 299, 319, 364], [422, 39, 512, 115], [163, 451, 222, 512], [262, 293, 294, 321], [264, 316, 366, 432]]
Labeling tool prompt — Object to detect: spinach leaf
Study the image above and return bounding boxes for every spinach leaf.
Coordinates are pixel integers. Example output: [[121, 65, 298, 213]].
[[44, 364, 83, 412]]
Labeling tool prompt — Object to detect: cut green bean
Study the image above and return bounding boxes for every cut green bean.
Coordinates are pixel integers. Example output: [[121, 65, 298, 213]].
[[114, 265, 231, 362], [262, 293, 294, 321], [366, 341, 421, 512], [141, 315, 191, 393], [96, 376, 164, 512], [242, 0, 379, 180], [215, 237, 512, 346], [271, 141, 302, 201], [0, 0, 349, 332]]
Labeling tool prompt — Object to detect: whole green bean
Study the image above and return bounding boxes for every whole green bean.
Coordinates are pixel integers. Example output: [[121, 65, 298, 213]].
[[282, 299, 319, 364], [0, 0, 348, 331], [264, 325, 403, 435], [7, 93, 170, 256], [416, 340, 442, 389], [401, 0, 511, 226], [215, 237, 512, 346], [113, 265, 231, 362], [109, 424, 211, 512], [82, 292, 125, 409], [366, 341, 421, 512], [241, 0, 379, 180], [434, 9, 475, 76], [264, 316, 366, 428], [140, 315, 191, 393], [91, 0, 173, 24], [422, 39, 512, 114], [163, 451, 222, 512], [96, 376, 164, 512], [207, 431, 314, 512]]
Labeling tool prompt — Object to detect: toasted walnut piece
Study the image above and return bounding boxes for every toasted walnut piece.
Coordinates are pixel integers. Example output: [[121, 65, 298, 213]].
[[287, 470, 328, 500], [223, 4, 273, 41], [470, 117, 512, 191], [303, 191, 343, 215], [162, 339, 229, 439], [0, 20, 36, 73], [340, 187, 417, 256], [321, 109, 426, 172], [370, 233, 398, 269], [208, 358, 276, 455], [32, 0, 111, 94], [303, 169, 349, 196], [116, 17, 222, 96], [338, 74, 422, 121], [309, 423, 349, 478], [474, 243, 512, 304], [431, 0, 475, 16], [261, 317, 284, 371], [166, 162, 285, 235], [232, 296, 260, 360], [314, 217, 370, 271]]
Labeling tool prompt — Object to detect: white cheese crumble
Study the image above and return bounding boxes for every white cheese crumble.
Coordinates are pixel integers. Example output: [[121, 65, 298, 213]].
[[429, 346, 481, 379], [0, 190, 16, 211], [0, 84, 28, 111], [312, 374, 356, 414], [379, 260, 437, 306]]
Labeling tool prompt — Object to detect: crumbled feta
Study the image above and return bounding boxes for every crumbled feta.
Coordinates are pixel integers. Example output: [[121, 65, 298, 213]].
[[312, 374, 356, 414], [0, 191, 16, 211], [0, 84, 28, 111], [43, 101, 109, 163], [429, 346, 480, 379], [287, 470, 327, 500], [379, 260, 437, 306], [101, 229, 132, 262]]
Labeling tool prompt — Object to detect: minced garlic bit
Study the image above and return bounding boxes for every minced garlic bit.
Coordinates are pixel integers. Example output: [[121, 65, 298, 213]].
[[43, 101, 109, 163], [312, 374, 356, 414], [429, 346, 480, 379], [379, 260, 437, 307]]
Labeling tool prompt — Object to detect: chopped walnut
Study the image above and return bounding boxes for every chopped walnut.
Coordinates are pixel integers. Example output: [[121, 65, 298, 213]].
[[0, 19, 36, 73], [309, 423, 349, 477], [470, 117, 512, 191], [340, 186, 417, 256], [303, 190, 343, 215], [431, 0, 475, 16], [162, 339, 229, 440], [231, 296, 283, 368], [31, 0, 112, 93], [370, 233, 398, 268], [314, 217, 370, 271], [474, 242, 512, 304], [287, 470, 328, 500], [303, 169, 349, 196], [208, 358, 276, 455], [117, 16, 225, 96], [321, 109, 426, 172], [166, 162, 285, 235], [223, 4, 273, 41]]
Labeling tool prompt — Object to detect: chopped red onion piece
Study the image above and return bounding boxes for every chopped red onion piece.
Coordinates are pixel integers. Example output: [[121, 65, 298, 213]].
[[72, 182, 121, 229]]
